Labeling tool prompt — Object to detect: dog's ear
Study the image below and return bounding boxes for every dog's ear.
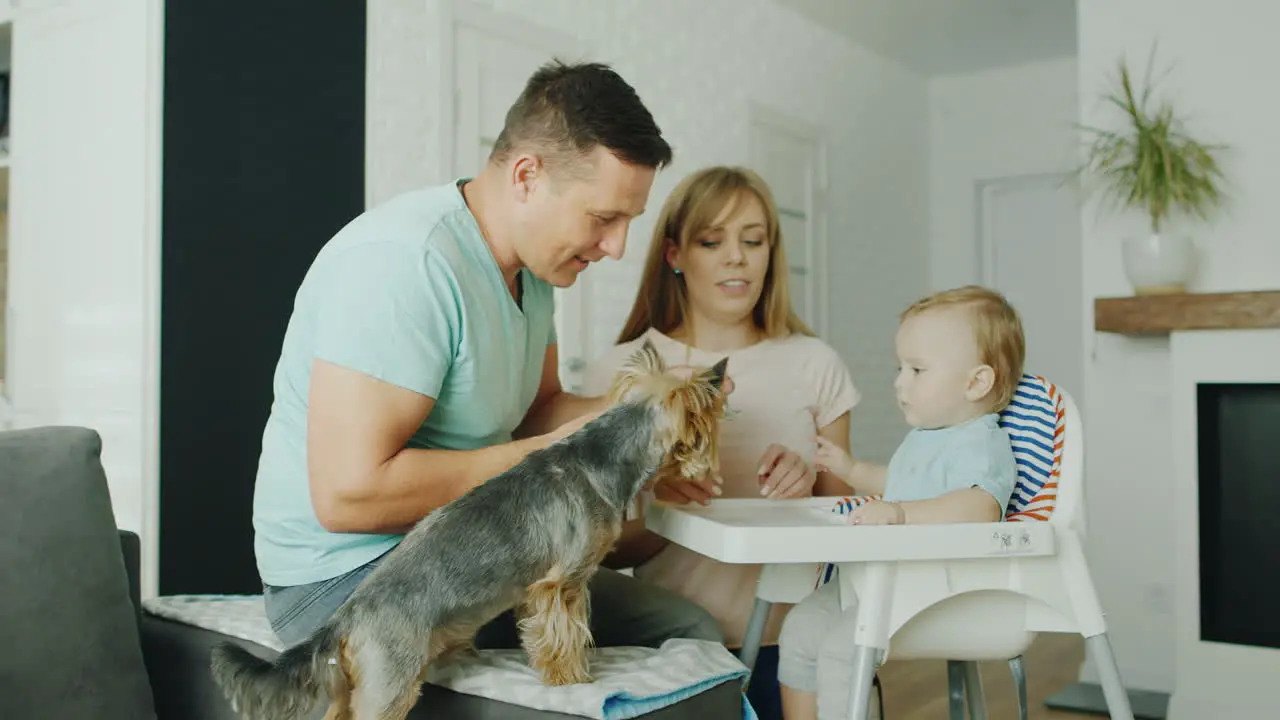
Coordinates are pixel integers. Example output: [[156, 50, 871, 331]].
[[607, 338, 666, 403], [698, 357, 729, 391], [623, 338, 666, 375]]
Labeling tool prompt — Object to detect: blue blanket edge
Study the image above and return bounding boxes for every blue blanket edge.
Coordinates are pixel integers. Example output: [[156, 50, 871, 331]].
[[599, 670, 758, 720]]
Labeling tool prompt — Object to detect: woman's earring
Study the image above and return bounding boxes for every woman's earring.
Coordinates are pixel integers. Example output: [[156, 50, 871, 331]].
[[672, 267, 682, 275]]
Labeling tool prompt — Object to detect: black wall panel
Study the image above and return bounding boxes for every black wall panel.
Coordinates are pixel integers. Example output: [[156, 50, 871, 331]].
[[160, 3, 367, 594]]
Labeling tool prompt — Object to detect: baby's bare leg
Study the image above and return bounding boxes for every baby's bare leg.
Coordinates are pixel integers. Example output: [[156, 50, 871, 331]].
[[778, 581, 845, 720]]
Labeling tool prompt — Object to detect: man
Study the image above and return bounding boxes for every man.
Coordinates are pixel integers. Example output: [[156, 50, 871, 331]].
[[252, 60, 725, 649]]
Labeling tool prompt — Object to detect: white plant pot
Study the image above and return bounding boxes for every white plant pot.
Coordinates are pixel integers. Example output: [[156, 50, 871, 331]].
[[1121, 233, 1197, 295]]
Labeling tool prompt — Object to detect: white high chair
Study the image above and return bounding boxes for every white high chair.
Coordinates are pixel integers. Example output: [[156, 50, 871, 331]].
[[645, 375, 1136, 720]]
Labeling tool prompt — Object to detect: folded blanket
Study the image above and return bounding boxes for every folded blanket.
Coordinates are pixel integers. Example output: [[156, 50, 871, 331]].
[[143, 595, 756, 719], [424, 639, 757, 720], [143, 594, 285, 651]]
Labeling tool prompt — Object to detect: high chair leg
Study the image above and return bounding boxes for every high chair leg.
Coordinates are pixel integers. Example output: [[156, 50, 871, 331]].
[[739, 597, 771, 674], [962, 661, 988, 719], [846, 645, 879, 720], [1086, 633, 1136, 720], [1009, 655, 1028, 720], [946, 661, 966, 720], [872, 673, 884, 720]]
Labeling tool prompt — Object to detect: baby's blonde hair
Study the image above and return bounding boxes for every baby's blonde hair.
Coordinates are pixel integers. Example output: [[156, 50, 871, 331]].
[[902, 285, 1026, 413]]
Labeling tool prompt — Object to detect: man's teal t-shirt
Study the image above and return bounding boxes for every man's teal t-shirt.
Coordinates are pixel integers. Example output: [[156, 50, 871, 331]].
[[253, 180, 557, 587]]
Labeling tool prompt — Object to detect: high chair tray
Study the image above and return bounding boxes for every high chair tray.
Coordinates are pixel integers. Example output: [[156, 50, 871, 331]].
[[644, 498, 1057, 565]]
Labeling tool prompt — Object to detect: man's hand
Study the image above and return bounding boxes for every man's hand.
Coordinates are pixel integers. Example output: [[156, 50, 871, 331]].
[[849, 499, 905, 526], [757, 444, 817, 499], [541, 409, 604, 446]]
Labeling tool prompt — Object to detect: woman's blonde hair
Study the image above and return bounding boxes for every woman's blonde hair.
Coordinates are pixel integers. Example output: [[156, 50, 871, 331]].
[[616, 166, 814, 344]]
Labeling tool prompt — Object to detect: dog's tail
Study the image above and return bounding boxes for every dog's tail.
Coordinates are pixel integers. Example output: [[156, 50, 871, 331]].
[[210, 623, 343, 719]]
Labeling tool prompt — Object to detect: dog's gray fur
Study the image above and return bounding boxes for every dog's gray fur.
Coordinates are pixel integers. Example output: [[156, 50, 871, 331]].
[[210, 342, 728, 719]]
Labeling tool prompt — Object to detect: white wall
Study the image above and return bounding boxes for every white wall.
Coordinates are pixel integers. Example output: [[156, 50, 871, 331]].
[[3, 0, 160, 554], [928, 57, 1078, 291], [1077, 0, 1280, 693], [368, 0, 932, 464]]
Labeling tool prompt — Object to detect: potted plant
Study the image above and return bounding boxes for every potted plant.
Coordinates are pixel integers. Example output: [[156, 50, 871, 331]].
[[1076, 45, 1228, 295]]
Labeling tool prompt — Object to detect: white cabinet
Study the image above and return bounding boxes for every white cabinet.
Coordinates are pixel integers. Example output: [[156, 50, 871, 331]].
[[2, 0, 162, 587]]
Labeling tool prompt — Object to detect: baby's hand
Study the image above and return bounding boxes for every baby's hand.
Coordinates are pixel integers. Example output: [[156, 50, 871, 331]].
[[849, 500, 905, 526], [814, 437, 856, 482]]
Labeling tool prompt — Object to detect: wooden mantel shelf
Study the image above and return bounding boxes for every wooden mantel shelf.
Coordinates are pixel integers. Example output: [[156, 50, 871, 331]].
[[1095, 290, 1280, 334]]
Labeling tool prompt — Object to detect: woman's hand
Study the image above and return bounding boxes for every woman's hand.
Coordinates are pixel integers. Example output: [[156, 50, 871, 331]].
[[653, 470, 723, 506], [757, 444, 817, 499]]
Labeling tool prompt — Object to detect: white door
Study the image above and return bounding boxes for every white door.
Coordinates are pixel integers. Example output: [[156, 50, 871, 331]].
[[748, 106, 828, 336], [451, 8, 592, 392], [6, 0, 160, 587], [978, 174, 1084, 403]]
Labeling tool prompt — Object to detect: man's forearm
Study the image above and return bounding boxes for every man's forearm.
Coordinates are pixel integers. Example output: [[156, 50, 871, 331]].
[[602, 518, 669, 570], [316, 435, 547, 534], [515, 390, 607, 439], [898, 487, 1002, 525]]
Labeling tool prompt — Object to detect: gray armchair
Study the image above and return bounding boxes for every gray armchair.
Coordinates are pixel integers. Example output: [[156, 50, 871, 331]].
[[0, 426, 157, 720]]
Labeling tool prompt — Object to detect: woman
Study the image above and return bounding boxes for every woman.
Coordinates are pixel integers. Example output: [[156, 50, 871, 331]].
[[582, 166, 873, 718]]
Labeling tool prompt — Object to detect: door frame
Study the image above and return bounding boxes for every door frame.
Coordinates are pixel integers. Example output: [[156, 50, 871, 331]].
[[746, 101, 831, 338], [437, 0, 588, 177], [438, 0, 597, 389], [973, 169, 1085, 408], [974, 171, 1072, 287]]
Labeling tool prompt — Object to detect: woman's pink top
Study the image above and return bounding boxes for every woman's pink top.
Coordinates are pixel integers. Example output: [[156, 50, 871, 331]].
[[583, 328, 860, 647]]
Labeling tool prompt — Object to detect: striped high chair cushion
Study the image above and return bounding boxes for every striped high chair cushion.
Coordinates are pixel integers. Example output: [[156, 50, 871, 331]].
[[998, 373, 1064, 522]]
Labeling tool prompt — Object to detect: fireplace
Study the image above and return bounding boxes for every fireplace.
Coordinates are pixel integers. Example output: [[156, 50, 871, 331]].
[[1195, 382, 1280, 651], [1171, 329, 1280, 719]]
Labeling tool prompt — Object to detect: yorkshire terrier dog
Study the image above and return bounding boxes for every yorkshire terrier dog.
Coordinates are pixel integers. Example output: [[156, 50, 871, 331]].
[[210, 340, 729, 720]]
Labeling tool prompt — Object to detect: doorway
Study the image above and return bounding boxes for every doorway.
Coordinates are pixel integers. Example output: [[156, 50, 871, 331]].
[[448, 4, 593, 392], [976, 173, 1084, 403], [748, 104, 829, 337]]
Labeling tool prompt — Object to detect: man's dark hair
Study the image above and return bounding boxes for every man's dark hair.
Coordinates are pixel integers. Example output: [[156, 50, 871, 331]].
[[490, 60, 673, 174]]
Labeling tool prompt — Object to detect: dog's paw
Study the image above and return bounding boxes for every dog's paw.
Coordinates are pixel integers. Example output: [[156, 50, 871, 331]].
[[542, 665, 593, 686], [533, 654, 593, 686]]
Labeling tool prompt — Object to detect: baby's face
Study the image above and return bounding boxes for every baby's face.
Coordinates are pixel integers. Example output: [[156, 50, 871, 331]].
[[893, 307, 988, 429]]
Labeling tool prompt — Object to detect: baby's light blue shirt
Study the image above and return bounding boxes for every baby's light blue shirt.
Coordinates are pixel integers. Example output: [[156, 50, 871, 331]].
[[881, 413, 1018, 515]]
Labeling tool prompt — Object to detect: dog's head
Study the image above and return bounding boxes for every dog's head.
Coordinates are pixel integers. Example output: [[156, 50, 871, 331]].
[[606, 339, 729, 483]]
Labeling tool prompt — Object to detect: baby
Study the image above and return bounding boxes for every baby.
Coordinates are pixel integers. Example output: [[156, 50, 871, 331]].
[[777, 285, 1025, 720]]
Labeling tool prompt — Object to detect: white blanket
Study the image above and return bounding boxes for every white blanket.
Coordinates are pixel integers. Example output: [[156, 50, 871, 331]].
[[144, 594, 284, 651], [142, 594, 756, 719], [423, 639, 754, 719]]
